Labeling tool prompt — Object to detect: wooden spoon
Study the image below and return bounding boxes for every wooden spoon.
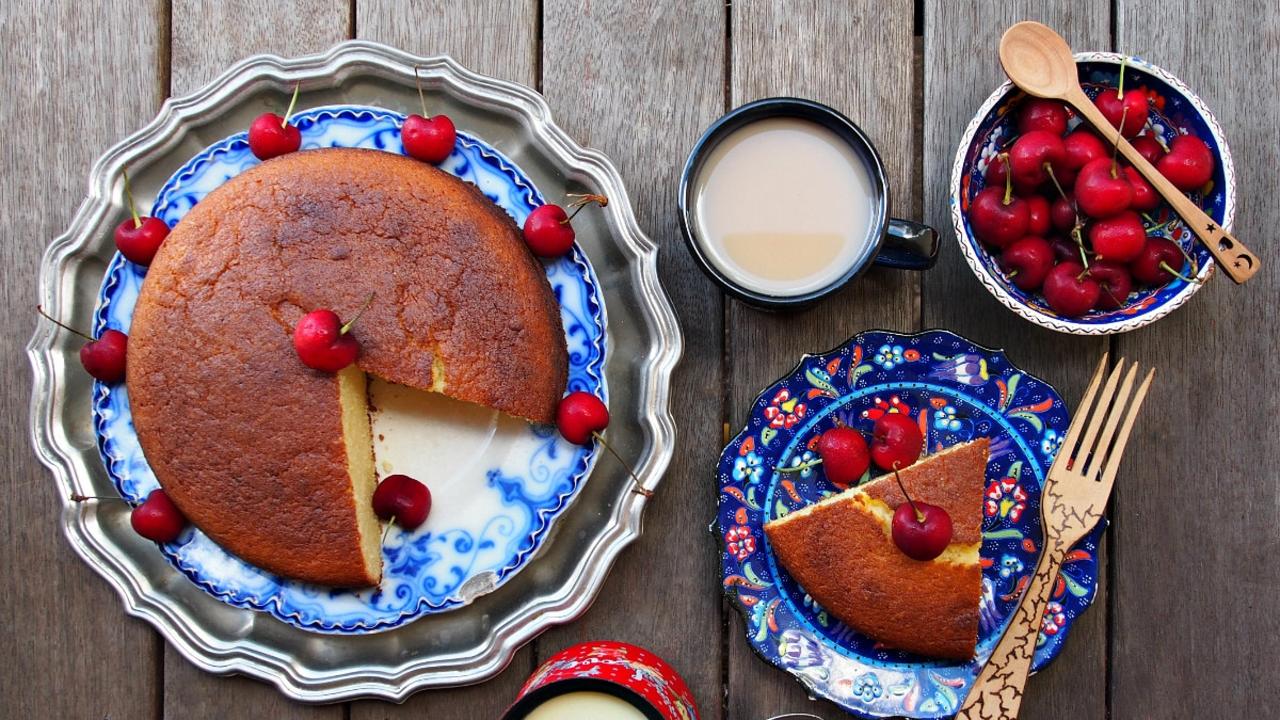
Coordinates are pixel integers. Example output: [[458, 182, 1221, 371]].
[[999, 21, 1259, 284]]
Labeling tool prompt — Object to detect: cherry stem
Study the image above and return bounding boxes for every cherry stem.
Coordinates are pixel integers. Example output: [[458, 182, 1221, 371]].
[[340, 292, 376, 335], [777, 458, 825, 473], [1111, 105, 1127, 175], [591, 430, 653, 497], [122, 169, 142, 229], [999, 153, 1014, 205], [1117, 56, 1128, 97], [1045, 164, 1068, 201], [1176, 242, 1202, 276], [1102, 284, 1124, 307], [1159, 260, 1200, 284], [1005, 269, 1019, 279], [282, 82, 300, 128], [414, 65, 428, 117], [70, 493, 124, 503], [563, 193, 609, 224], [1076, 265, 1092, 283], [36, 305, 94, 342], [891, 465, 924, 524], [382, 516, 396, 544], [1071, 226, 1091, 270]]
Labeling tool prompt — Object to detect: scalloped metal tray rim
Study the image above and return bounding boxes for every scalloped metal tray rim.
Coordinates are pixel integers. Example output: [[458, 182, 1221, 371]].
[[27, 40, 682, 702]]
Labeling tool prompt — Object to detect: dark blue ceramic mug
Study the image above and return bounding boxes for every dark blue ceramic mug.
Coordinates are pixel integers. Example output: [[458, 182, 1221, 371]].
[[679, 97, 937, 309]]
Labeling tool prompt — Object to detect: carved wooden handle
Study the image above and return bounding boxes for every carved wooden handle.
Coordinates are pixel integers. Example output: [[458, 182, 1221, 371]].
[[1067, 87, 1260, 284], [955, 550, 1065, 719]]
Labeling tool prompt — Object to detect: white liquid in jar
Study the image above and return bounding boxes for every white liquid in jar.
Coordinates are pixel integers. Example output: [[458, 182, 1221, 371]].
[[692, 116, 878, 297], [522, 691, 650, 720]]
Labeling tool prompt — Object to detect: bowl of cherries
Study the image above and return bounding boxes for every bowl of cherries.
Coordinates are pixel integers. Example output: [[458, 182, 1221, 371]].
[[951, 52, 1235, 334]]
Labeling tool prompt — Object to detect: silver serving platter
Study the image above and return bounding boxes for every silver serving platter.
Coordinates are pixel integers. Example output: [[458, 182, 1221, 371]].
[[27, 40, 681, 702]]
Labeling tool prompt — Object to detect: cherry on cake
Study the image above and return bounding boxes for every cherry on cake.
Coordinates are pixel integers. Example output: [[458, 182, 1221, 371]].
[[126, 148, 568, 587]]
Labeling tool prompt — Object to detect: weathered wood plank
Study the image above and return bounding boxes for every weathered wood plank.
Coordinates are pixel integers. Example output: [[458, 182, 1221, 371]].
[[726, 1, 918, 717], [350, 2, 540, 718], [1112, 2, 1280, 717], [921, 2, 1111, 717], [357, 0, 537, 86], [170, 0, 352, 95], [535, 1, 728, 717], [162, 2, 351, 717], [1, 1, 165, 718]]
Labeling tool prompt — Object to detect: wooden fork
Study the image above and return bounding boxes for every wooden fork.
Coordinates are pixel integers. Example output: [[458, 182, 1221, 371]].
[[956, 355, 1155, 720]]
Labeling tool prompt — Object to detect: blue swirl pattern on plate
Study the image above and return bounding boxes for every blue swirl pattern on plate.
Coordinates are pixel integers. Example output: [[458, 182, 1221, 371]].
[[716, 330, 1104, 719], [91, 105, 607, 633]]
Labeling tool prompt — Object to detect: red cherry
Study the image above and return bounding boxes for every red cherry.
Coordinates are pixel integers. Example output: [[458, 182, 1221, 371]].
[[114, 217, 170, 266], [1094, 87, 1148, 138], [555, 390, 650, 497], [1054, 165, 1078, 189], [556, 391, 609, 445], [891, 500, 953, 561], [1024, 195, 1051, 237], [1000, 236, 1055, 291], [984, 153, 1010, 187], [372, 474, 432, 530], [36, 306, 128, 383], [1043, 261, 1101, 317], [1156, 135, 1215, 191], [969, 189, 1029, 249], [1130, 135, 1166, 165], [1062, 129, 1109, 172], [523, 204, 576, 257], [870, 413, 922, 472], [1050, 194, 1078, 232], [1008, 130, 1067, 188], [1088, 211, 1146, 263], [1074, 157, 1133, 218], [113, 171, 169, 265], [130, 489, 186, 543], [1050, 235, 1082, 262], [248, 112, 302, 160], [816, 427, 870, 487], [1121, 166, 1160, 212], [293, 309, 360, 372], [1130, 237, 1189, 286], [81, 329, 129, 383], [1087, 260, 1135, 310], [248, 82, 303, 160], [402, 114, 456, 164], [1018, 99, 1069, 136]]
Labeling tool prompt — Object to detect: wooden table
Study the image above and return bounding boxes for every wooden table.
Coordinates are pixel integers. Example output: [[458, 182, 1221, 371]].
[[4, 1, 1276, 717]]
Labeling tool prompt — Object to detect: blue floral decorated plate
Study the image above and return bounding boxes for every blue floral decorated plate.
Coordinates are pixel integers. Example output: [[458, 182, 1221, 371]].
[[952, 52, 1235, 335], [716, 329, 1104, 718], [93, 105, 606, 633]]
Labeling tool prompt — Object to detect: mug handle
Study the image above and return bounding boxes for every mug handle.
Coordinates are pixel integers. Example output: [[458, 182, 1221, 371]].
[[873, 218, 939, 270]]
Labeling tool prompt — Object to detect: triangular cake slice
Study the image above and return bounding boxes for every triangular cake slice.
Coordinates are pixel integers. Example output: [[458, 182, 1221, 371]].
[[764, 438, 989, 659]]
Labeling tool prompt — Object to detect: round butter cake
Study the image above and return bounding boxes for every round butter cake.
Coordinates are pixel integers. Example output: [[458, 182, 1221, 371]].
[[126, 147, 568, 587]]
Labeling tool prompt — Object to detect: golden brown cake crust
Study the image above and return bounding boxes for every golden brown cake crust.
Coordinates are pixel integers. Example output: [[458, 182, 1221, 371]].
[[126, 148, 568, 586], [764, 438, 989, 659]]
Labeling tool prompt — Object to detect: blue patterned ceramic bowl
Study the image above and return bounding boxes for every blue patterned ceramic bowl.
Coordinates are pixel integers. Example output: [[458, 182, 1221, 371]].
[[92, 105, 606, 633], [951, 52, 1235, 335], [717, 330, 1104, 719]]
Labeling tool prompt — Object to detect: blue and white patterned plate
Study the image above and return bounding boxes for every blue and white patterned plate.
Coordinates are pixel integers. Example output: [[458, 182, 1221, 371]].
[[717, 330, 1104, 719], [92, 105, 607, 633]]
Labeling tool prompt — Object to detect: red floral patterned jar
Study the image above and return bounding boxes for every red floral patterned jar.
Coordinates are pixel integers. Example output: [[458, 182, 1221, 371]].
[[502, 641, 699, 720]]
